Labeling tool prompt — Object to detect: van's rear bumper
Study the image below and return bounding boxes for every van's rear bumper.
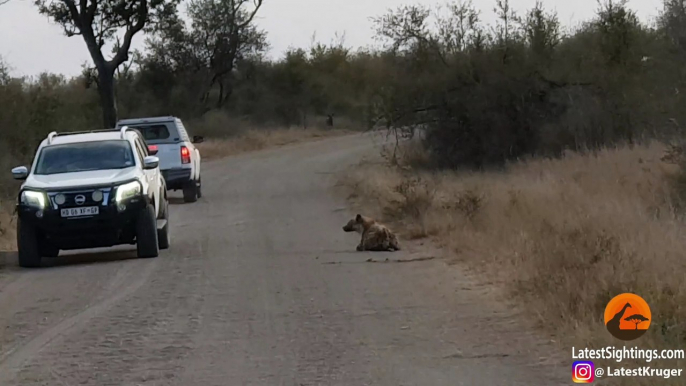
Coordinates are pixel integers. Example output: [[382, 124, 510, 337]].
[[162, 168, 192, 190]]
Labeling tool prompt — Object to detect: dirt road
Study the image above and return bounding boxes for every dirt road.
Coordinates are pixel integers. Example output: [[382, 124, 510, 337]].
[[0, 133, 566, 385]]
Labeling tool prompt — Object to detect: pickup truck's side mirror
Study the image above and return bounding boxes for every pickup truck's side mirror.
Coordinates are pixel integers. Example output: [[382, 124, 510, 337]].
[[11, 166, 29, 180], [143, 156, 159, 170], [192, 135, 204, 144]]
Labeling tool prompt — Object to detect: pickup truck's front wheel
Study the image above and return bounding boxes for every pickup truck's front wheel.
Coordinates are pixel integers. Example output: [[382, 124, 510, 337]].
[[17, 218, 42, 268], [39, 244, 60, 258], [136, 204, 159, 258], [157, 198, 170, 250]]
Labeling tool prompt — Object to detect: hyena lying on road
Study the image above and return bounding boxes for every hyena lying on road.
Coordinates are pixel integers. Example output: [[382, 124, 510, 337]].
[[342, 214, 401, 252]]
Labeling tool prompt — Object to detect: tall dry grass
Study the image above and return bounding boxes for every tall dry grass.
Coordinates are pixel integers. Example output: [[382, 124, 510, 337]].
[[342, 140, 686, 385], [0, 205, 15, 252]]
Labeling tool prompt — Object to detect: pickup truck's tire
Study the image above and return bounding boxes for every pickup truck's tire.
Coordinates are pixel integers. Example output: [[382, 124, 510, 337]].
[[39, 244, 60, 258], [136, 204, 159, 258], [157, 199, 170, 250], [183, 180, 198, 203], [17, 218, 42, 268]]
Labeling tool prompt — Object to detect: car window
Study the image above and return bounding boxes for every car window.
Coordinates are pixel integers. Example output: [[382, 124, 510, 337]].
[[128, 124, 172, 142], [136, 137, 148, 156], [133, 140, 146, 164], [141, 141, 150, 157], [176, 120, 190, 141], [34, 140, 136, 175], [138, 137, 150, 156]]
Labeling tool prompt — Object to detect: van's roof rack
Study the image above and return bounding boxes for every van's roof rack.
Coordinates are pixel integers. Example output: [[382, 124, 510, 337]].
[[45, 128, 120, 145]]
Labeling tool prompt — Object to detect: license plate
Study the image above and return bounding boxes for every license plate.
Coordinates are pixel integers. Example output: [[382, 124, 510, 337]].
[[60, 206, 99, 218]]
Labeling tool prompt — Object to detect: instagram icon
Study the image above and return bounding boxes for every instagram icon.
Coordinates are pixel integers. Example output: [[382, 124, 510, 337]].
[[573, 361, 595, 383]]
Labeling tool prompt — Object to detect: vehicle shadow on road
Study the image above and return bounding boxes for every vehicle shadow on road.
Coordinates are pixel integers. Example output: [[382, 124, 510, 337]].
[[0, 249, 139, 270], [43, 250, 139, 268], [168, 197, 187, 205]]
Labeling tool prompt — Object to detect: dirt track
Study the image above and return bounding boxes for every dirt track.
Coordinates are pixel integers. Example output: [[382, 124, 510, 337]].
[[0, 133, 567, 385]]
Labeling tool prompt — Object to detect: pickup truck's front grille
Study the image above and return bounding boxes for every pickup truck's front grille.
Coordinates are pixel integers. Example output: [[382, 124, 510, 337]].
[[47, 187, 113, 210]]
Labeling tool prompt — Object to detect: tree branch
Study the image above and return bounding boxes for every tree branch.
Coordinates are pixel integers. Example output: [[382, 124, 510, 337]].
[[63, 0, 83, 30], [237, 0, 262, 29], [110, 0, 148, 68], [86, 0, 97, 22], [60, 0, 107, 67]]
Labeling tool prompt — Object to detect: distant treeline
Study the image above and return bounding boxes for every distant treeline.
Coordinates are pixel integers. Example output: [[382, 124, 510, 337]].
[[2, 0, 686, 174]]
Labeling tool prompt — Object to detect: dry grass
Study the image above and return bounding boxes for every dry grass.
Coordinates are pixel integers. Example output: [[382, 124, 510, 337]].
[[341, 140, 686, 385], [0, 204, 15, 252], [196, 127, 352, 161]]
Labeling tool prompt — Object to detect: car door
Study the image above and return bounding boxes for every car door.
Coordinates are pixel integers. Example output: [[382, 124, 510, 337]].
[[134, 137, 158, 210]]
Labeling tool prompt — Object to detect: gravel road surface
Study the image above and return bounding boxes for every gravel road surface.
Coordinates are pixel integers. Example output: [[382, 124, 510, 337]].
[[0, 133, 567, 385]]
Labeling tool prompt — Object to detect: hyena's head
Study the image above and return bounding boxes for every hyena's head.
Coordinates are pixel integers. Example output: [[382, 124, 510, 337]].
[[342, 214, 369, 233]]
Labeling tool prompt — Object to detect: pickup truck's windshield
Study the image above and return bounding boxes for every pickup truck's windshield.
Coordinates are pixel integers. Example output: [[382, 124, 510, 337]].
[[34, 140, 136, 175]]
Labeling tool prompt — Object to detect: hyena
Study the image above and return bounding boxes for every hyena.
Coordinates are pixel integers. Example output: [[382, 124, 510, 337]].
[[342, 214, 401, 252]]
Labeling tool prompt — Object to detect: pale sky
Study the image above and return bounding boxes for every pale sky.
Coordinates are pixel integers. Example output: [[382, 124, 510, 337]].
[[0, 0, 663, 77]]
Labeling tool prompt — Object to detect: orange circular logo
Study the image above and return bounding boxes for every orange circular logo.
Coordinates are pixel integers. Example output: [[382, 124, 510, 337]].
[[604, 293, 651, 341]]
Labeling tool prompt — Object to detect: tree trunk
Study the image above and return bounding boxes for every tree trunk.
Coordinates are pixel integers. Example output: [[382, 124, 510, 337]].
[[216, 80, 225, 109], [97, 69, 118, 129], [222, 82, 234, 107], [215, 77, 234, 109]]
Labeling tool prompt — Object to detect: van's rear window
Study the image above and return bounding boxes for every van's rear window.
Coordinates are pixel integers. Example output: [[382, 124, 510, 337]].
[[130, 124, 171, 141]]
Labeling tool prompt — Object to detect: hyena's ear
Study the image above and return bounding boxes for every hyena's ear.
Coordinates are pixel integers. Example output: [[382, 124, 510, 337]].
[[356, 214, 363, 222]]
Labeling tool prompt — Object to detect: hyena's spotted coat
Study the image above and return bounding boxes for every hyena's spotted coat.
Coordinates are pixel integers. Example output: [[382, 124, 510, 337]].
[[342, 214, 401, 252]]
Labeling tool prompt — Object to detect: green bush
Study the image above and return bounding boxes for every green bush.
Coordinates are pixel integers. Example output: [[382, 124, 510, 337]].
[[372, 0, 686, 169]]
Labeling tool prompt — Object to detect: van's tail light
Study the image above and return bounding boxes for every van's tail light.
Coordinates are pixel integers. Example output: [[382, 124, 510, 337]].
[[148, 145, 159, 155], [181, 146, 191, 164]]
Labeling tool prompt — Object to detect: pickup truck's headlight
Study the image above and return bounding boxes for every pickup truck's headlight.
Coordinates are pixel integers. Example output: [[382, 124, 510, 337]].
[[20, 190, 47, 208], [115, 181, 142, 203]]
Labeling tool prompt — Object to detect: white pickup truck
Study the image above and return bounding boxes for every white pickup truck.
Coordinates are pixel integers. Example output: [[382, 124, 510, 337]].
[[11, 127, 170, 267], [116, 116, 203, 202]]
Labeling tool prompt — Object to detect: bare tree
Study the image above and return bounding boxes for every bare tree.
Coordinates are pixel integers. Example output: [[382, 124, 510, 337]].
[[34, 0, 180, 128], [187, 0, 266, 108], [0, 56, 9, 85]]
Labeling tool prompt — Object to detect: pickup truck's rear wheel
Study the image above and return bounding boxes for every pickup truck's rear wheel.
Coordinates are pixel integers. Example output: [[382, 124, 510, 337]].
[[136, 204, 159, 258], [157, 198, 170, 250], [17, 218, 42, 268], [183, 180, 198, 203]]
